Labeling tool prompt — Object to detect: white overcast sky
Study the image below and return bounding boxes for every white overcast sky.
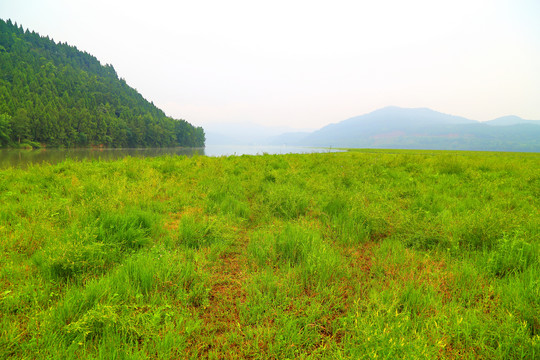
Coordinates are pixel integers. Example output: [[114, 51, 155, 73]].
[[1, 0, 539, 129]]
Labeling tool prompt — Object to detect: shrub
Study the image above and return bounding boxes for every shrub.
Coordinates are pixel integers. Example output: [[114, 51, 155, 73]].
[[177, 215, 217, 249], [95, 210, 153, 251], [264, 185, 310, 219], [487, 232, 538, 277]]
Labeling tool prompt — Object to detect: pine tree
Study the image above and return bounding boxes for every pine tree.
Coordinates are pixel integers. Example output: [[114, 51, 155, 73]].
[[0, 113, 11, 146], [10, 108, 30, 143]]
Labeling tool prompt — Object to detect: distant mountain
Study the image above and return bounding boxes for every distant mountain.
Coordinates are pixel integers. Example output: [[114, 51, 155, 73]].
[[299, 107, 475, 146], [0, 19, 204, 148], [278, 107, 540, 152], [484, 116, 540, 126]]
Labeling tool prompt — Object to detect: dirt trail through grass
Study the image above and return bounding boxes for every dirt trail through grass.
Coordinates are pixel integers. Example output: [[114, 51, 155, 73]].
[[347, 242, 376, 275], [198, 231, 250, 358], [340, 241, 378, 316]]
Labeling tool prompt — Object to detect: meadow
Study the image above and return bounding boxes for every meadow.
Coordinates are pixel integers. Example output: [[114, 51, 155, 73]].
[[0, 149, 538, 359]]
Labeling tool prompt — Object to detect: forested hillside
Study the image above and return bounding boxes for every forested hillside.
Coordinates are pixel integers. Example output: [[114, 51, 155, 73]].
[[0, 19, 204, 148]]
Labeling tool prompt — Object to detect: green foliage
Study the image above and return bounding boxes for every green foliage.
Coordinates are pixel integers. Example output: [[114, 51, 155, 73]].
[[487, 232, 539, 277], [0, 150, 539, 358], [249, 224, 345, 291], [0, 19, 204, 148], [436, 156, 465, 175], [262, 184, 310, 219], [32, 209, 155, 281], [95, 210, 154, 251], [206, 187, 251, 219], [274, 224, 310, 265], [177, 214, 218, 249], [0, 113, 11, 146]]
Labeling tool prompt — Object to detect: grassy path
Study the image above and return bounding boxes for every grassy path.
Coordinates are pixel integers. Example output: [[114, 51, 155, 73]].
[[199, 231, 250, 358]]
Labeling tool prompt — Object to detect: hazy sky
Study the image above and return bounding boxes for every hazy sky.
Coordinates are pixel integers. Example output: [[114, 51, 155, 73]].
[[2, 0, 540, 129]]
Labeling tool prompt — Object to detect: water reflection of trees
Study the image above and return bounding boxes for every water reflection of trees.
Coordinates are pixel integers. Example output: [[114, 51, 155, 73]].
[[0, 148, 206, 168]]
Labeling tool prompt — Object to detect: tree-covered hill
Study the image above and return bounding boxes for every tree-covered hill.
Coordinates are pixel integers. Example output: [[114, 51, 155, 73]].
[[0, 18, 204, 148]]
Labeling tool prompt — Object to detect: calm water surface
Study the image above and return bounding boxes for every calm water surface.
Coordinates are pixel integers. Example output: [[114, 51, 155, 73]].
[[0, 145, 341, 168]]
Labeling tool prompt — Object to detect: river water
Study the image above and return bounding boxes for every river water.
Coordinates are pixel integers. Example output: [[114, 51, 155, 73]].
[[0, 145, 342, 168]]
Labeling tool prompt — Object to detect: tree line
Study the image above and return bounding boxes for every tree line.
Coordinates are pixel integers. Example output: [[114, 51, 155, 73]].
[[0, 19, 205, 148]]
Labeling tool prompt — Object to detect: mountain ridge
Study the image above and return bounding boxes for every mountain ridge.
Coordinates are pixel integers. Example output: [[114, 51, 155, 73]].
[[271, 107, 540, 151], [484, 115, 540, 126]]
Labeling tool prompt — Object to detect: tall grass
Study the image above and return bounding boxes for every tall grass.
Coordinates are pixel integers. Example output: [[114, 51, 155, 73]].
[[0, 150, 538, 358]]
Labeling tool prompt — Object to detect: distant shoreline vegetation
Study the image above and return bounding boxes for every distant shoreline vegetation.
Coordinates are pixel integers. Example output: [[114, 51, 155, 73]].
[[0, 19, 205, 149]]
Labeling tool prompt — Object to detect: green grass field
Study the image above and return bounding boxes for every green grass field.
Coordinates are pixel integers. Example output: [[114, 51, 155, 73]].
[[0, 150, 539, 359]]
